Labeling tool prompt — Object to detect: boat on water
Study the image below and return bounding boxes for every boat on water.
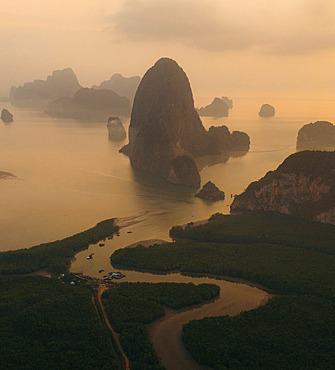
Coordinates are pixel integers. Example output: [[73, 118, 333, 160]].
[[108, 271, 126, 279], [87, 253, 95, 260]]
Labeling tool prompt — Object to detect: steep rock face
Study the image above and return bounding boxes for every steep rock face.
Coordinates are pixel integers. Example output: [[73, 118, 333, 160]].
[[1, 109, 13, 123], [259, 104, 275, 117], [206, 126, 250, 155], [107, 117, 126, 141], [297, 121, 335, 151], [121, 58, 250, 187], [167, 155, 201, 188], [45, 88, 131, 121], [231, 151, 335, 225], [195, 181, 225, 201], [93, 74, 141, 103], [10, 68, 81, 109], [197, 97, 229, 117], [121, 58, 206, 187]]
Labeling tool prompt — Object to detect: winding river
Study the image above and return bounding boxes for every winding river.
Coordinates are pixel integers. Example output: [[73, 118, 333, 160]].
[[71, 223, 271, 370]]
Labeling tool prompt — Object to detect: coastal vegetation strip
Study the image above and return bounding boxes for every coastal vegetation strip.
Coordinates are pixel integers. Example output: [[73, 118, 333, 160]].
[[0, 218, 119, 275], [170, 211, 335, 255], [182, 295, 335, 370], [110, 211, 335, 368], [0, 275, 119, 370], [101, 282, 220, 370]]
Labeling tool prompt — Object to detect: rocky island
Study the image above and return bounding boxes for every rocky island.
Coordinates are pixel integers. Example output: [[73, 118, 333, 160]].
[[231, 150, 335, 225], [195, 181, 225, 201], [10, 68, 81, 109], [259, 104, 275, 117], [120, 58, 250, 187], [0, 171, 15, 179], [107, 117, 127, 141], [197, 97, 230, 117], [93, 73, 141, 103], [45, 88, 131, 121], [1, 109, 13, 123], [296, 121, 335, 151]]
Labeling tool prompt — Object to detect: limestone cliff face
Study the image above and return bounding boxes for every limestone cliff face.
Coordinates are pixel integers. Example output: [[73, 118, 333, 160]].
[[231, 151, 335, 225], [10, 68, 81, 109], [297, 121, 335, 151], [120, 58, 250, 188], [121, 58, 206, 187]]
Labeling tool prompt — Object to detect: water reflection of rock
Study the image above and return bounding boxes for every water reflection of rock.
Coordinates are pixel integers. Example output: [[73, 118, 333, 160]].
[[195, 150, 248, 171], [107, 117, 127, 141]]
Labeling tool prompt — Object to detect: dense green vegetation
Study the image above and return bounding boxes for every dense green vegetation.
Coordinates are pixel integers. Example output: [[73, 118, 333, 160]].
[[170, 211, 335, 255], [0, 275, 118, 370], [111, 239, 335, 299], [111, 211, 335, 368], [102, 282, 220, 369], [0, 219, 118, 274], [183, 295, 335, 370]]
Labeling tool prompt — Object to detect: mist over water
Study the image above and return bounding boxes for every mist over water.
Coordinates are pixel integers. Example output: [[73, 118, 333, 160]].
[[1, 100, 335, 252]]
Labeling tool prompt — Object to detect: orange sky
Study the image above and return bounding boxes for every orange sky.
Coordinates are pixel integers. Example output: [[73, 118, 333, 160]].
[[1, 0, 335, 109]]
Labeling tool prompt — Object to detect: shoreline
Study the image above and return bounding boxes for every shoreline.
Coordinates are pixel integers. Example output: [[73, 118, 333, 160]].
[[147, 276, 272, 370]]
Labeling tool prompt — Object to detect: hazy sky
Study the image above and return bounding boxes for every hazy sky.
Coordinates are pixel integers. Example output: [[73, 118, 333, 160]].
[[1, 0, 335, 106]]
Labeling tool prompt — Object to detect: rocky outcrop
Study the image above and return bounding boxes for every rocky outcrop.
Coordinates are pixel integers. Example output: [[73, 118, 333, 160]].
[[0, 171, 15, 179], [93, 74, 141, 103], [206, 126, 250, 155], [297, 121, 335, 151], [10, 68, 81, 109], [197, 97, 229, 117], [107, 117, 126, 141], [231, 151, 335, 225], [45, 88, 131, 121], [222, 96, 233, 109], [167, 155, 201, 188], [259, 104, 275, 117], [120, 58, 250, 188], [195, 181, 225, 201], [1, 109, 13, 123]]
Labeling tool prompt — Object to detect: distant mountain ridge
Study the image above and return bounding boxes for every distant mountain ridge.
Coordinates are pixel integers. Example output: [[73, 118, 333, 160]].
[[93, 73, 141, 103], [10, 68, 81, 109], [45, 88, 131, 121]]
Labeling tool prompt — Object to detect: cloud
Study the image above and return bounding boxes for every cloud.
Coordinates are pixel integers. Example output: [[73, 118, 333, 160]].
[[110, 0, 335, 55]]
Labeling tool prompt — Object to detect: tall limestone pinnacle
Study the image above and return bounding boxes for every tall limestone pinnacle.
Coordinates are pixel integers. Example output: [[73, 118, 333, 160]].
[[121, 58, 205, 187], [120, 57, 250, 187]]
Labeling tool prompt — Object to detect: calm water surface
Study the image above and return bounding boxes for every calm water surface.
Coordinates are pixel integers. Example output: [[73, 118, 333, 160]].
[[1, 100, 334, 251], [1, 99, 329, 369]]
